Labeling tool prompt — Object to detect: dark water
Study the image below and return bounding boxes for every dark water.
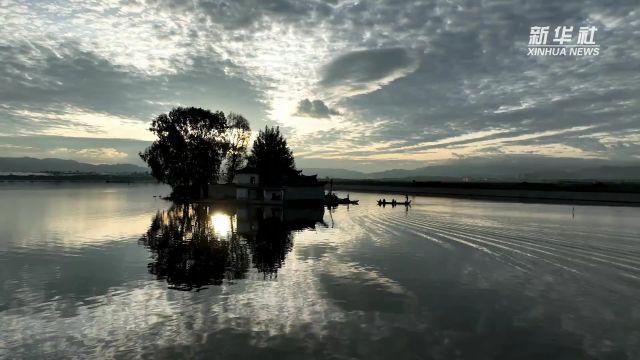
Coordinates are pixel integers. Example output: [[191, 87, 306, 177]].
[[1, 183, 640, 359]]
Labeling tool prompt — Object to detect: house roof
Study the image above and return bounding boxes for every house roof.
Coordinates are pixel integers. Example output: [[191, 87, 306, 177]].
[[235, 168, 326, 187]]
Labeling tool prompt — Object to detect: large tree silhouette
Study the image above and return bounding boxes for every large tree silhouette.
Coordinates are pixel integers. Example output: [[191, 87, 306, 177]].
[[224, 113, 251, 183], [247, 126, 299, 185], [140, 107, 228, 198], [246, 126, 297, 185]]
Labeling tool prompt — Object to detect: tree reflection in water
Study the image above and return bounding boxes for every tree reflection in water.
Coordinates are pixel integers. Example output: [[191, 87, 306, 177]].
[[247, 216, 292, 277], [140, 204, 324, 290], [140, 204, 246, 290]]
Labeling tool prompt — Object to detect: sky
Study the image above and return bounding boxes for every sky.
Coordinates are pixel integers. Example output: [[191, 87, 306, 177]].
[[1, 0, 639, 172]]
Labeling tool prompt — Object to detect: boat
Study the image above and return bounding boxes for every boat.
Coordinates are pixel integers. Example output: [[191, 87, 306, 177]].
[[325, 192, 359, 206], [377, 199, 411, 206], [327, 198, 359, 205], [324, 180, 358, 206]]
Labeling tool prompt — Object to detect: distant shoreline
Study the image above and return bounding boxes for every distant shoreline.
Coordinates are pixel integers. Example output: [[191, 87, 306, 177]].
[[0, 174, 155, 183], [4, 175, 640, 207], [329, 181, 640, 207]]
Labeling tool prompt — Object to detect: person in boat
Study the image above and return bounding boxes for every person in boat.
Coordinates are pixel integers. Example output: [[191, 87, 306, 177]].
[[392, 199, 396, 206], [405, 194, 409, 202]]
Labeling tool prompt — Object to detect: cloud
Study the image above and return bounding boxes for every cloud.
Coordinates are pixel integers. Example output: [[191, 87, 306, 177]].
[[148, 0, 332, 30], [294, 99, 340, 118], [0, 135, 151, 165], [49, 147, 128, 160], [319, 48, 420, 98], [1, 0, 639, 171], [0, 41, 268, 137], [49, 147, 128, 162], [0, 144, 34, 150]]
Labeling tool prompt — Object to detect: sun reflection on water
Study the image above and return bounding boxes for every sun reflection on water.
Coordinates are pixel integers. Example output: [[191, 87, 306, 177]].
[[211, 213, 233, 238]]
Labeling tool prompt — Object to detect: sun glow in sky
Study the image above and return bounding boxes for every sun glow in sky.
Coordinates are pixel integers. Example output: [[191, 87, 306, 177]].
[[1, 0, 639, 171]]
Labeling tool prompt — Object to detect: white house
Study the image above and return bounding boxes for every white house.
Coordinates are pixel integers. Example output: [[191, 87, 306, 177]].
[[233, 167, 262, 202], [209, 166, 325, 205]]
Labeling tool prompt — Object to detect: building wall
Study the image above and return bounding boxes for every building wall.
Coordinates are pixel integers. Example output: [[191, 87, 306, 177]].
[[209, 180, 324, 204], [236, 187, 249, 200], [286, 186, 325, 201], [234, 173, 259, 185], [237, 187, 261, 201], [263, 189, 284, 204]]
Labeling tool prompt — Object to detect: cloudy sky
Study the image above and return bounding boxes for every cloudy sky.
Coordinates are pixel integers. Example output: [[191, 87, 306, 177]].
[[1, 0, 639, 171]]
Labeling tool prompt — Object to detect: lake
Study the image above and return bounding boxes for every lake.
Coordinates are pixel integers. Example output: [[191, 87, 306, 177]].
[[1, 183, 639, 359]]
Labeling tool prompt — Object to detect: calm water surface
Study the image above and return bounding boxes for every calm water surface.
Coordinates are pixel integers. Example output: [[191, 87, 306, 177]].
[[1, 183, 640, 359]]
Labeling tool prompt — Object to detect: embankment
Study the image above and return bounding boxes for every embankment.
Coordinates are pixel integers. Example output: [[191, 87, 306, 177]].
[[329, 182, 640, 206]]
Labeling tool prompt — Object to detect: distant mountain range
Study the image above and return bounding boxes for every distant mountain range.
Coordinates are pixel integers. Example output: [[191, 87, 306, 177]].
[[2, 156, 639, 181], [302, 157, 640, 181], [0, 157, 148, 174]]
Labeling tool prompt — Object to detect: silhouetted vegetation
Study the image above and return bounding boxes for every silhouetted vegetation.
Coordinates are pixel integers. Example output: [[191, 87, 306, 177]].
[[224, 113, 252, 183], [138, 109, 308, 196], [140, 107, 233, 198], [139, 204, 322, 290], [247, 126, 297, 185], [245, 216, 293, 276], [140, 204, 247, 290]]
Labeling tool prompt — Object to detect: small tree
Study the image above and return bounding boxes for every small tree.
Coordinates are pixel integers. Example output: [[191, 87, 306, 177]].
[[224, 113, 251, 183], [140, 107, 228, 198], [246, 126, 297, 185]]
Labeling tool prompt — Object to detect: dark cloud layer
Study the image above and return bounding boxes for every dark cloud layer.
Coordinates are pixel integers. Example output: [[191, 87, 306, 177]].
[[0, 41, 267, 133], [319, 48, 419, 97], [1, 0, 639, 168], [294, 0, 640, 169], [294, 99, 339, 118]]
